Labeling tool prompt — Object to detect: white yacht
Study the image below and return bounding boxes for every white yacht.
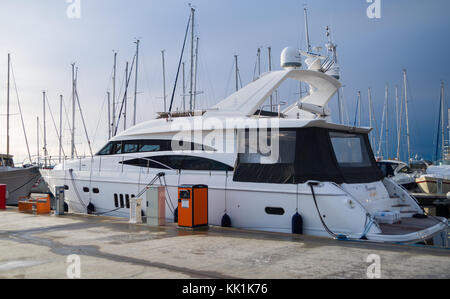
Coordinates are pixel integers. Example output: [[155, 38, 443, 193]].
[[41, 48, 448, 245]]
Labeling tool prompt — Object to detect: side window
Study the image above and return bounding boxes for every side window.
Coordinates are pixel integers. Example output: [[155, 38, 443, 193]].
[[98, 142, 113, 155], [112, 142, 123, 155]]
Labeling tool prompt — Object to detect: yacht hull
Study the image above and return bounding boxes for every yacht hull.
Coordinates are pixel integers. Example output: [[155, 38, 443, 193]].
[[41, 166, 448, 245]]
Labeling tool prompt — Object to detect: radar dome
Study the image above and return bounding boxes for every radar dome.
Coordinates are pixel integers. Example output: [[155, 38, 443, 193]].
[[281, 47, 302, 69]]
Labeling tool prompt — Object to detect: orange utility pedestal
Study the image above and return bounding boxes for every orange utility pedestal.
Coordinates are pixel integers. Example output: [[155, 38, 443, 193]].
[[178, 185, 208, 228]]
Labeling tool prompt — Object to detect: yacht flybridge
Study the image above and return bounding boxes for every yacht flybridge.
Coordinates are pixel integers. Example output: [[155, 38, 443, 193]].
[[41, 46, 448, 245]]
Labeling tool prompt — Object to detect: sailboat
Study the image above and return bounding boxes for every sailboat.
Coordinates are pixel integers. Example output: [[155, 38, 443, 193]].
[[0, 54, 40, 205], [416, 81, 450, 194]]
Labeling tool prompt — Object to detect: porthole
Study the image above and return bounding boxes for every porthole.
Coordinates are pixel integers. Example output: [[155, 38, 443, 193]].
[[265, 207, 285, 216], [83, 187, 89, 193], [93, 188, 100, 194]]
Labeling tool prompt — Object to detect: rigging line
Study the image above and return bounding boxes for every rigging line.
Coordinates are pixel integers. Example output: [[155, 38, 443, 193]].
[[91, 92, 108, 149], [44, 94, 66, 158], [114, 54, 137, 136], [168, 14, 192, 114], [62, 96, 78, 158], [10, 63, 32, 163], [74, 89, 93, 157], [92, 66, 115, 146], [224, 57, 235, 99], [9, 173, 40, 194]]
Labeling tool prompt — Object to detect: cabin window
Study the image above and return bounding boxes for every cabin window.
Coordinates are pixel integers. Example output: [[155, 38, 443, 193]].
[[96, 139, 215, 156], [83, 187, 89, 193], [330, 132, 371, 167], [93, 188, 100, 194]]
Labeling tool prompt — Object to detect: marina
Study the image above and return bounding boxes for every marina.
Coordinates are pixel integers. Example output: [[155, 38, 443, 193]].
[[0, 207, 448, 279], [0, 1, 449, 282]]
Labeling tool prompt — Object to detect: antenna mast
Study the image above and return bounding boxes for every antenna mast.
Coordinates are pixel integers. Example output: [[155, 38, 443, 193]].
[[161, 50, 167, 113], [304, 7, 311, 52]]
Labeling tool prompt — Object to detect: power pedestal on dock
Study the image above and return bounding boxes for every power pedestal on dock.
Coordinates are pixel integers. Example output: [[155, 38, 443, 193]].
[[177, 185, 209, 230], [146, 186, 166, 227], [54, 186, 65, 216]]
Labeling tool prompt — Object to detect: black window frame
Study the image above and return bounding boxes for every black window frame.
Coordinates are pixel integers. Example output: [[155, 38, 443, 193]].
[[96, 139, 216, 156]]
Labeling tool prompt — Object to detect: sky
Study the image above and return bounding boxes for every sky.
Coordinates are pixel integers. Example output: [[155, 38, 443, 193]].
[[0, 0, 449, 164]]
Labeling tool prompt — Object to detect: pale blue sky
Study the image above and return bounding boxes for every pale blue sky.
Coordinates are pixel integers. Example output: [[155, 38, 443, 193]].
[[0, 0, 449, 163]]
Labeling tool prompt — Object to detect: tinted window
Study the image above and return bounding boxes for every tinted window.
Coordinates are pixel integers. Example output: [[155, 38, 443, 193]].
[[121, 155, 233, 171], [96, 139, 214, 156], [330, 132, 372, 167]]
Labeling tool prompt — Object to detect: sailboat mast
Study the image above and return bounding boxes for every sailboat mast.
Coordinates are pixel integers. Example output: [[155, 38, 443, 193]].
[[268, 46, 273, 112], [385, 84, 389, 159], [124, 62, 129, 131], [397, 83, 404, 161], [161, 50, 167, 113], [358, 91, 362, 127], [403, 69, 411, 163], [234, 55, 239, 92], [112, 52, 117, 137], [107, 92, 111, 140], [182, 62, 186, 112], [71, 63, 76, 159], [6, 54, 10, 157], [441, 81, 445, 160], [368, 88, 374, 147], [395, 85, 399, 158], [37, 117, 40, 166], [43, 91, 47, 168], [189, 6, 195, 112], [193, 37, 199, 110], [59, 95, 63, 163], [133, 39, 140, 126]]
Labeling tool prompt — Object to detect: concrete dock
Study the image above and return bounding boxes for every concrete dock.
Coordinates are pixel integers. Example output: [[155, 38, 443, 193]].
[[0, 207, 449, 279]]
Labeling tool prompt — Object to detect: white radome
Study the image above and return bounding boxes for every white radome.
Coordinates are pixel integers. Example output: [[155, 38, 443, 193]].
[[281, 47, 302, 69]]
